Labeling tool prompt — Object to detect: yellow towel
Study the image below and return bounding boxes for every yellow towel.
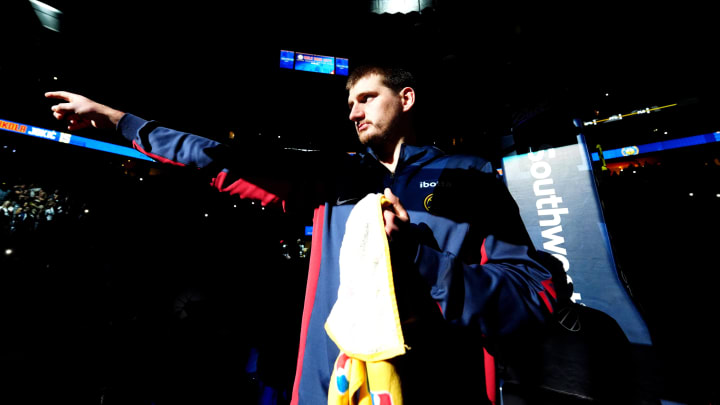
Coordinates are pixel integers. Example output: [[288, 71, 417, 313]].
[[325, 193, 405, 405], [327, 353, 402, 405]]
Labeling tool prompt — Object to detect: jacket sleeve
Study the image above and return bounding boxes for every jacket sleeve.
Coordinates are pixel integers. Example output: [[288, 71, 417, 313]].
[[413, 232, 556, 337], [117, 113, 294, 208], [407, 169, 557, 339]]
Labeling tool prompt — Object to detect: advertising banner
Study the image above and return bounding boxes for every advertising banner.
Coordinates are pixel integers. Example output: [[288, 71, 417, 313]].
[[502, 136, 651, 345]]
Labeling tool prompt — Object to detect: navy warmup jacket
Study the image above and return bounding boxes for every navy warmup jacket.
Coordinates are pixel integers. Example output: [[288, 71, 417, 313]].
[[118, 113, 557, 404]]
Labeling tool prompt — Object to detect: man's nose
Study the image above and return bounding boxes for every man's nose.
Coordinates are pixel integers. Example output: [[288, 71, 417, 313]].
[[349, 105, 363, 122]]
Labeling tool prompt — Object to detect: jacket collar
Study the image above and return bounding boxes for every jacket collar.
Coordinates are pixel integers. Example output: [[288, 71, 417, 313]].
[[361, 143, 444, 173]]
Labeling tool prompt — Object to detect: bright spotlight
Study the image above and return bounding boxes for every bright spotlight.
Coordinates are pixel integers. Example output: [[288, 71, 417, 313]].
[[29, 0, 63, 32]]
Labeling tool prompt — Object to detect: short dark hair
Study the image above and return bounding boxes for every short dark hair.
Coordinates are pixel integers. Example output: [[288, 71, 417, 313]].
[[345, 64, 416, 92]]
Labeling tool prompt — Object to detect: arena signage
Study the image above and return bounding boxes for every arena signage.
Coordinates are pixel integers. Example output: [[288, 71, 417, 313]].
[[503, 137, 652, 345]]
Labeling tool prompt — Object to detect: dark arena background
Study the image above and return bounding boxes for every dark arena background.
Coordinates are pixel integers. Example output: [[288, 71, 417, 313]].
[[1, 1, 718, 404]]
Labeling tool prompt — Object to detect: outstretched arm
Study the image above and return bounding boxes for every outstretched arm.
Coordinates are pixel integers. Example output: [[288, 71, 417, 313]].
[[45, 90, 227, 168], [43, 90, 326, 210], [45, 91, 126, 131]]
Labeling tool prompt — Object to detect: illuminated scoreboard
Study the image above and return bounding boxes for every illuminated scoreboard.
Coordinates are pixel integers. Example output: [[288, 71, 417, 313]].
[[280, 50, 349, 76], [0, 118, 155, 162]]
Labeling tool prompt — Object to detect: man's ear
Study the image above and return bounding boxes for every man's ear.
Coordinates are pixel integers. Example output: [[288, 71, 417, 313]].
[[399, 87, 415, 112]]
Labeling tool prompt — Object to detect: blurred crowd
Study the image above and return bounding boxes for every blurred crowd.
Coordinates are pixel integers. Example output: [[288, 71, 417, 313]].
[[0, 182, 81, 235]]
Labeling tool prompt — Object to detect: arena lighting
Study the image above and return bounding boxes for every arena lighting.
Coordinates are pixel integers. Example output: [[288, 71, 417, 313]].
[[28, 0, 63, 32], [371, 0, 433, 14], [591, 131, 720, 162], [583, 103, 677, 126], [0, 118, 155, 162]]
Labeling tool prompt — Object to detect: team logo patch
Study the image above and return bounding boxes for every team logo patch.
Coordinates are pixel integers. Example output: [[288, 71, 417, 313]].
[[423, 193, 433, 212]]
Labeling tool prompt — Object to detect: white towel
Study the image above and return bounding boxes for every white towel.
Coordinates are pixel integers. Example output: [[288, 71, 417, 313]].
[[325, 193, 406, 362]]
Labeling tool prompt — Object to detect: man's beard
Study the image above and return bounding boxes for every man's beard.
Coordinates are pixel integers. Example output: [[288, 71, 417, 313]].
[[358, 120, 399, 149], [360, 130, 391, 148]]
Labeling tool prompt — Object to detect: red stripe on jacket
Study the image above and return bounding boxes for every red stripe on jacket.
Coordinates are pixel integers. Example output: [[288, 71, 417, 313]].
[[210, 170, 286, 211], [132, 140, 187, 166], [290, 204, 325, 405], [539, 278, 557, 314], [132, 140, 287, 211]]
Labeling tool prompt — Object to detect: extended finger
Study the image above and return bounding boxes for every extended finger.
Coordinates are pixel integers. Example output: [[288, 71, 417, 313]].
[[45, 91, 73, 101]]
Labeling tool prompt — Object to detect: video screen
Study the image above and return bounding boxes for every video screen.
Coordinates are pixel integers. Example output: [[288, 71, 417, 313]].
[[279, 50, 348, 76], [279, 50, 295, 70], [294, 52, 335, 75], [335, 57, 349, 76]]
